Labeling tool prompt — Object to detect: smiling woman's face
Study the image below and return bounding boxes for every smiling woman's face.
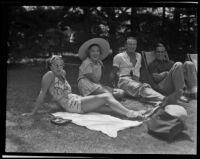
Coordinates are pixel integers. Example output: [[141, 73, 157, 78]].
[[50, 57, 64, 76], [88, 45, 101, 61]]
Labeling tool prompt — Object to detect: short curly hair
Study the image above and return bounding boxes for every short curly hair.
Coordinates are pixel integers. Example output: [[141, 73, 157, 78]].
[[46, 55, 63, 70]]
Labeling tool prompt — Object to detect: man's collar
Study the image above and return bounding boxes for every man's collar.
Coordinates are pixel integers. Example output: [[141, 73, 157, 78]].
[[124, 51, 138, 59], [125, 51, 136, 56]]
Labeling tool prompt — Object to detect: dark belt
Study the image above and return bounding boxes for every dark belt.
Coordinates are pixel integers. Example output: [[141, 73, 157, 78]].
[[120, 75, 131, 78], [120, 74, 140, 82]]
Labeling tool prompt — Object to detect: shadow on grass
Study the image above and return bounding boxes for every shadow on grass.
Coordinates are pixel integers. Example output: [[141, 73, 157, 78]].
[[147, 131, 193, 143], [173, 132, 193, 142]]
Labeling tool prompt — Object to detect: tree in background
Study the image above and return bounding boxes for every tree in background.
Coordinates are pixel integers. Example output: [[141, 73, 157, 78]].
[[7, 6, 197, 62]]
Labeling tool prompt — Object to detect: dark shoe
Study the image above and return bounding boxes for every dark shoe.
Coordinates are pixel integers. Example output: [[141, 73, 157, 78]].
[[190, 93, 197, 99], [184, 92, 197, 100], [143, 106, 161, 119]]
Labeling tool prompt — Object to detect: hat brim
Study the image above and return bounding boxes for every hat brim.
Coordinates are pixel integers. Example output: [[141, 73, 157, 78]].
[[164, 105, 187, 122], [78, 38, 111, 61]]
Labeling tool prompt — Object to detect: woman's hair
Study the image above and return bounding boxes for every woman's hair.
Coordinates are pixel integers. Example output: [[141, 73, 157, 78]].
[[86, 43, 102, 57], [46, 55, 63, 71]]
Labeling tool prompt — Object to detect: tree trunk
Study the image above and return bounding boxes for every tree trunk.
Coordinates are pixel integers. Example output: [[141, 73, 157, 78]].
[[108, 24, 117, 56], [106, 8, 118, 56], [82, 7, 92, 40], [172, 8, 181, 52], [161, 7, 166, 38], [130, 7, 138, 36]]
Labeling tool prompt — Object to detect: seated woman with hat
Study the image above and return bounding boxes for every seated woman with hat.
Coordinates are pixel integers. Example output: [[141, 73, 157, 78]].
[[77, 38, 124, 99]]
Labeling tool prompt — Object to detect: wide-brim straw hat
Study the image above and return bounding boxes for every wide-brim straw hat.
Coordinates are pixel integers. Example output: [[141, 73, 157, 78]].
[[78, 38, 111, 61], [164, 105, 188, 123]]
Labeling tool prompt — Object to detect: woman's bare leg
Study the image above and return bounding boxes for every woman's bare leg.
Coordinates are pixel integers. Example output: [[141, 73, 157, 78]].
[[91, 87, 124, 101], [80, 93, 140, 118], [90, 87, 110, 95]]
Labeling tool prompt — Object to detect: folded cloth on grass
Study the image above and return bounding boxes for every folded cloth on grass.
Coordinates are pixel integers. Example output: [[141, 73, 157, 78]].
[[52, 112, 143, 138]]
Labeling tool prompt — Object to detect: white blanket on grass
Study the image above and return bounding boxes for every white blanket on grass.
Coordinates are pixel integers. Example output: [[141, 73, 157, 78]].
[[52, 112, 143, 138]]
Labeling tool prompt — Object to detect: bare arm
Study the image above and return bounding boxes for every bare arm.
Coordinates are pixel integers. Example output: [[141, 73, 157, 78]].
[[23, 72, 53, 116], [149, 61, 168, 82], [152, 71, 168, 82], [80, 62, 101, 84]]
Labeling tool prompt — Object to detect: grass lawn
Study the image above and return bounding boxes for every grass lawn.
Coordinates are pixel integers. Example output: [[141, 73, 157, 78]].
[[6, 61, 197, 154]]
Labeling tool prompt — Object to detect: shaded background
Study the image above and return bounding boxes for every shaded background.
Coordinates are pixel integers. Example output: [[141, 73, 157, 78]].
[[4, 5, 197, 64]]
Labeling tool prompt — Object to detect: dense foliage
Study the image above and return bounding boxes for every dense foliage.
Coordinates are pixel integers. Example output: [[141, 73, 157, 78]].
[[6, 6, 197, 60]]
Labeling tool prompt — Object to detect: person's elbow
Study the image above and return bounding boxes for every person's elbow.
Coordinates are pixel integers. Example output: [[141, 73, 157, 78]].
[[93, 77, 100, 84]]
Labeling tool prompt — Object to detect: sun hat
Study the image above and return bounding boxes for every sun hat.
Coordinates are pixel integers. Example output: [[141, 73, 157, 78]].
[[78, 38, 111, 61], [164, 105, 188, 123]]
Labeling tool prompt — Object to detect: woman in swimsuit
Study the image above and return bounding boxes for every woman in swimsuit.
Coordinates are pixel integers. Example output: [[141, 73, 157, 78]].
[[22, 55, 144, 119]]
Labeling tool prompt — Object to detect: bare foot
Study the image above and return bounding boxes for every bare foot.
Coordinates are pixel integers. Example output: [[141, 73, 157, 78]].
[[127, 110, 145, 120]]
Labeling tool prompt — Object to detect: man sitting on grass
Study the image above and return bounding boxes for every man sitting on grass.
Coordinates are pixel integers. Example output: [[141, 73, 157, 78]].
[[109, 36, 181, 106], [148, 43, 197, 102]]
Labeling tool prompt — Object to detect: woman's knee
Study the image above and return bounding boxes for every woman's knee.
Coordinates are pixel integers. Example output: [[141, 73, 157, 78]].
[[99, 93, 113, 102]]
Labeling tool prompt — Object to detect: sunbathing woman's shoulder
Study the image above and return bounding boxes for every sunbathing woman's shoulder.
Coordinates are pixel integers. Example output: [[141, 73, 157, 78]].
[[42, 71, 54, 82], [62, 70, 66, 76]]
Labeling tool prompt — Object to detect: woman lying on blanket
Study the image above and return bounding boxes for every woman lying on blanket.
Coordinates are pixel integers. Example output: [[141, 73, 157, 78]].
[[22, 55, 144, 120]]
